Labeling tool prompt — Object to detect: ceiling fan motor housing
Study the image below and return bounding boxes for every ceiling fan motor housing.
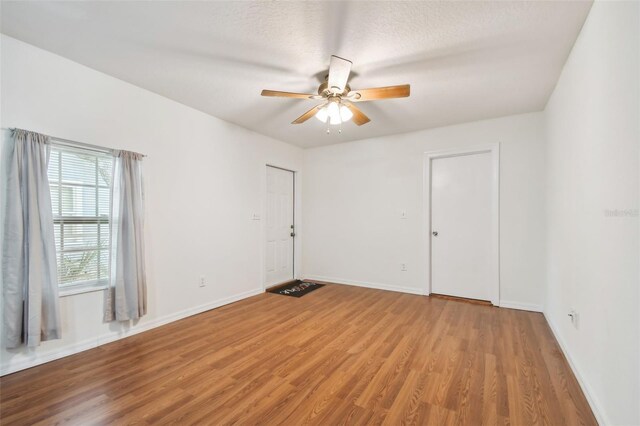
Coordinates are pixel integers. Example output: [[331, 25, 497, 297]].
[[318, 81, 351, 97]]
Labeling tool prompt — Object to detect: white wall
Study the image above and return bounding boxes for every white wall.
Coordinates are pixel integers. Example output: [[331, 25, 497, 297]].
[[544, 1, 639, 425], [0, 35, 304, 374], [302, 112, 546, 310]]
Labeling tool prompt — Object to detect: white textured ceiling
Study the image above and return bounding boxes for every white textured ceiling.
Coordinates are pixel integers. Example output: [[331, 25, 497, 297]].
[[1, 1, 592, 148]]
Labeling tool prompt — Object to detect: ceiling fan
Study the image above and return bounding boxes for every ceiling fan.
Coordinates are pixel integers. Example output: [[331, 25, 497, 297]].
[[261, 55, 410, 132]]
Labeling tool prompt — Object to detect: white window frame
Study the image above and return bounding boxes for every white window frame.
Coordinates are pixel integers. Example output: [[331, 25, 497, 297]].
[[48, 141, 113, 297]]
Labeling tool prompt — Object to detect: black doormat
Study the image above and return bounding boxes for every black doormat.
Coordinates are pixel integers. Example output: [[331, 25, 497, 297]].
[[267, 280, 325, 298]]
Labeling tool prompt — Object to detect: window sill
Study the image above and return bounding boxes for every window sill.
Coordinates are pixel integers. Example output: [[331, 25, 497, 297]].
[[59, 281, 108, 297]]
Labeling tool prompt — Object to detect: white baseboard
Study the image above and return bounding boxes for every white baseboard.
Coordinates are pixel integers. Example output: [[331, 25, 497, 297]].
[[543, 312, 607, 426], [97, 288, 263, 346], [498, 300, 543, 312], [304, 276, 547, 315], [0, 336, 101, 377], [0, 288, 263, 376], [303, 275, 427, 296]]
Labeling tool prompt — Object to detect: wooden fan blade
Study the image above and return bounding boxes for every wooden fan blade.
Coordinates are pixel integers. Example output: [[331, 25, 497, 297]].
[[292, 104, 325, 124], [261, 90, 317, 99], [348, 84, 410, 102], [328, 55, 352, 93], [344, 103, 371, 126]]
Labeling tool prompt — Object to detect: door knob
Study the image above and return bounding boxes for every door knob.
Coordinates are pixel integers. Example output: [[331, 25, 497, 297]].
[[432, 231, 438, 237]]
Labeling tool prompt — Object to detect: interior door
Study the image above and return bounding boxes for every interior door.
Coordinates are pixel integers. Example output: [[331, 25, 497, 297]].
[[431, 152, 494, 301], [265, 166, 295, 287]]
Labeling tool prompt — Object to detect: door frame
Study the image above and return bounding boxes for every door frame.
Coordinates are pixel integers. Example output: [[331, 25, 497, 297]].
[[423, 144, 500, 305], [261, 164, 299, 290]]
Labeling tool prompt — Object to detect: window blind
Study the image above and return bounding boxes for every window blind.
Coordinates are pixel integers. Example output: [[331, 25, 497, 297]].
[[48, 145, 113, 290]]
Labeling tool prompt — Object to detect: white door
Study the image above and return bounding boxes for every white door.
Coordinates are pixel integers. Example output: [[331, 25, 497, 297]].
[[265, 166, 295, 287], [431, 152, 494, 301]]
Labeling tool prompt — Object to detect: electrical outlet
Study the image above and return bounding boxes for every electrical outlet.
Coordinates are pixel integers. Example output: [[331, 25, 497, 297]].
[[401, 263, 407, 272], [199, 276, 206, 287]]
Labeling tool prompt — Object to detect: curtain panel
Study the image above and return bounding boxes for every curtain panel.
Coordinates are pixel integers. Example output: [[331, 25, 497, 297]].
[[2, 129, 61, 348], [104, 150, 147, 321]]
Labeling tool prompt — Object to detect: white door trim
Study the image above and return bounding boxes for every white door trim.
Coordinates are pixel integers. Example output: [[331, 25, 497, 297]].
[[261, 164, 298, 290], [423, 144, 500, 305]]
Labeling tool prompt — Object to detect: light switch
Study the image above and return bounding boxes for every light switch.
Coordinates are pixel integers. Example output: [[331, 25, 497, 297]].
[[252, 213, 261, 220], [400, 210, 407, 219]]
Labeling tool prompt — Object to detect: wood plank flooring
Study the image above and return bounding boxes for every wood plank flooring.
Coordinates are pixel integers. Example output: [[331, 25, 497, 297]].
[[0, 284, 596, 425]]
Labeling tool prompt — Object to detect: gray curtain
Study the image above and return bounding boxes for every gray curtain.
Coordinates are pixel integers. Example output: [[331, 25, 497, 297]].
[[2, 129, 61, 348], [104, 150, 147, 321]]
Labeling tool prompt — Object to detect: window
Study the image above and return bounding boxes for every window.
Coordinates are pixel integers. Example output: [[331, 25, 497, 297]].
[[48, 144, 113, 295]]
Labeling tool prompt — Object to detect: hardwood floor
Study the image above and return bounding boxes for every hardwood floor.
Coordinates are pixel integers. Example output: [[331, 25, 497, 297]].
[[0, 284, 596, 425]]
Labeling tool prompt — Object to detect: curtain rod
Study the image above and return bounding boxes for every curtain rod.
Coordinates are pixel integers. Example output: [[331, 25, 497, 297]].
[[2, 127, 147, 158]]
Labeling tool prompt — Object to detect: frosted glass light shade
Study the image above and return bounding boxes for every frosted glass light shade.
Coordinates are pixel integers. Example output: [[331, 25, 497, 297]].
[[314, 102, 353, 124], [340, 105, 353, 121], [327, 102, 340, 120], [315, 106, 328, 122]]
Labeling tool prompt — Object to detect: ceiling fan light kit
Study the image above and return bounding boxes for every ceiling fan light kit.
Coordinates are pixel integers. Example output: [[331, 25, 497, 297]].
[[315, 101, 353, 124], [261, 55, 410, 134]]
